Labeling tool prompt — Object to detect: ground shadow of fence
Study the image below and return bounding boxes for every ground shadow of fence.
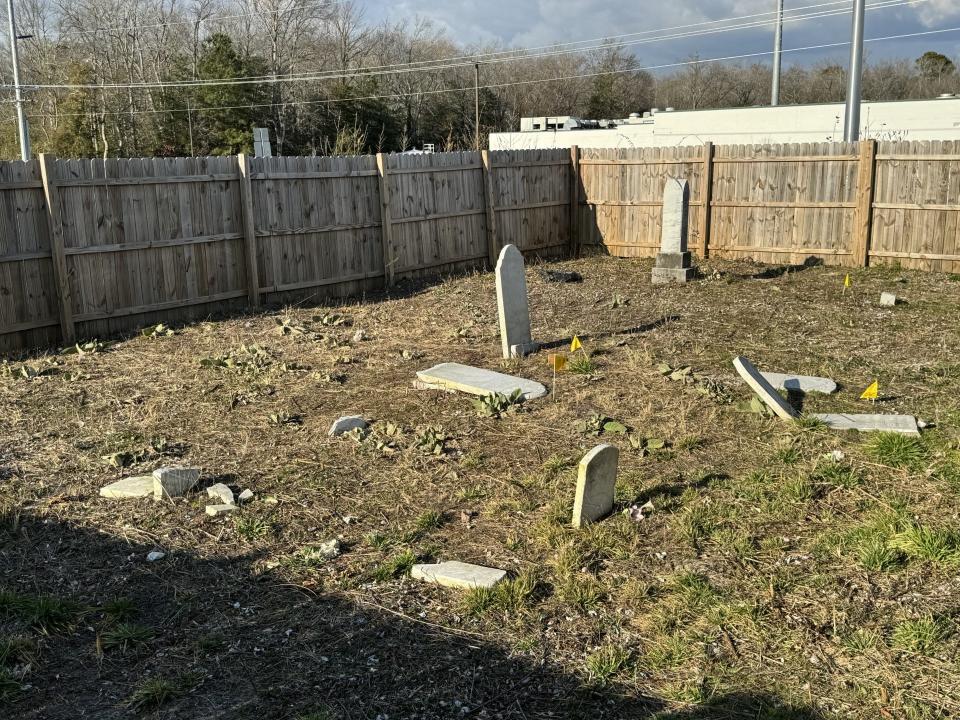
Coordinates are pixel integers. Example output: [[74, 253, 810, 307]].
[[1, 510, 824, 719]]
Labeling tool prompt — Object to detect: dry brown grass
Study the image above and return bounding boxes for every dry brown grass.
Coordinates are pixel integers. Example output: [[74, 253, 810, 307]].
[[2, 253, 960, 719]]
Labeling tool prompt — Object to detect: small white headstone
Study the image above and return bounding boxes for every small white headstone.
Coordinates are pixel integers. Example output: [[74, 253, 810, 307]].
[[732, 356, 798, 420], [660, 178, 689, 254], [879, 292, 897, 307], [572, 444, 619, 528], [495, 245, 536, 358]]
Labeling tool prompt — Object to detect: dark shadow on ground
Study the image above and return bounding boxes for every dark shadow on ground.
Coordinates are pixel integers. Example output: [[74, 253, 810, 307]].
[[745, 257, 824, 280], [1, 510, 824, 720], [539, 316, 681, 350]]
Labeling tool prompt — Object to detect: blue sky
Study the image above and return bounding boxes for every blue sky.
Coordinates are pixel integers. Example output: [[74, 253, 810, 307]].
[[361, 0, 960, 71]]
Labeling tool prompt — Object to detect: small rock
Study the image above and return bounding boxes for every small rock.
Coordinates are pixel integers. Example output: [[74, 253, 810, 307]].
[[301, 539, 341, 563], [100, 476, 154, 499], [341, 515, 358, 524], [207, 483, 235, 505], [625, 500, 655, 523], [827, 449, 845, 461], [153, 467, 200, 499], [328, 415, 367, 437], [351, 329, 367, 343], [205, 503, 237, 516], [879, 292, 898, 307], [238, 489, 254, 503], [146, 551, 166, 562], [918, 419, 930, 429], [459, 510, 477, 525]]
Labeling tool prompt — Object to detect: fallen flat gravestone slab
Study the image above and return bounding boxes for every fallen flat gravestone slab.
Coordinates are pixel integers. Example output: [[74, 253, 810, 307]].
[[153, 467, 200, 499], [100, 476, 154, 499], [732, 356, 798, 420], [760, 371, 838, 394], [880, 292, 898, 307], [572, 444, 620, 528], [416, 363, 547, 400], [811, 413, 919, 435], [205, 504, 237, 516], [411, 560, 507, 589]]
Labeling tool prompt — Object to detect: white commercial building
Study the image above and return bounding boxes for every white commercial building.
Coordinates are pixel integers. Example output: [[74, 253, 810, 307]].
[[489, 96, 960, 150]]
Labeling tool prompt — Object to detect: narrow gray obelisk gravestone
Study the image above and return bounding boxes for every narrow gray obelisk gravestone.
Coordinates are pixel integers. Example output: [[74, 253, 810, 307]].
[[572, 444, 619, 528], [651, 178, 695, 284], [495, 244, 538, 358]]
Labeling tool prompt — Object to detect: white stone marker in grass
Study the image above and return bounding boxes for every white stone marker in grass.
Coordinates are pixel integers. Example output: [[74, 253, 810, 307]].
[[411, 560, 507, 589], [572, 444, 620, 528], [416, 362, 547, 400], [99, 475, 154, 499], [732, 356, 798, 420], [651, 179, 694, 284], [759, 371, 838, 395], [733, 355, 920, 435], [153, 467, 200, 499], [495, 244, 538, 358]]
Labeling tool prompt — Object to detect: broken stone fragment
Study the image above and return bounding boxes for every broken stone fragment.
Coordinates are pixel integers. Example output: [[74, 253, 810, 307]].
[[99, 475, 154, 499], [153, 467, 200, 499], [238, 489, 254, 503], [146, 551, 166, 562], [410, 560, 506, 589], [206, 483, 235, 505], [328, 415, 367, 437], [205, 503, 237, 517]]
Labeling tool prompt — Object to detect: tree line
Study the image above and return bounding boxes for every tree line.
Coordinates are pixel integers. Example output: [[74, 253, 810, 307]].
[[1, 0, 957, 159]]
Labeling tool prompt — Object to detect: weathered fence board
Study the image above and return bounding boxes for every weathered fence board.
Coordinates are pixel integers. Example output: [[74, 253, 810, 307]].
[[3, 141, 960, 354]]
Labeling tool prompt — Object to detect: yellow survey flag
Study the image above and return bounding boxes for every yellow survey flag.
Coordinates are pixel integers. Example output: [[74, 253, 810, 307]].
[[549, 353, 567, 372], [860, 380, 879, 401], [843, 274, 851, 289], [570, 335, 582, 352]]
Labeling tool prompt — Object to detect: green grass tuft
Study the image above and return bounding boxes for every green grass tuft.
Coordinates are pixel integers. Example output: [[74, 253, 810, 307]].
[[567, 353, 598, 375], [891, 615, 949, 654], [373, 550, 417, 581], [0, 591, 81, 634], [888, 524, 960, 565], [584, 643, 629, 685], [128, 676, 180, 709], [100, 623, 154, 652], [866, 432, 926, 469]]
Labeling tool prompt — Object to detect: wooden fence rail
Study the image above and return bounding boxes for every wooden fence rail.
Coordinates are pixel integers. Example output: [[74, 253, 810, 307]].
[[2, 140, 959, 353]]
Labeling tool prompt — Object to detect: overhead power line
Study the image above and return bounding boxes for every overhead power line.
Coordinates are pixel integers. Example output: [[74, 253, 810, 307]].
[[20, 24, 960, 121], [10, 0, 929, 91]]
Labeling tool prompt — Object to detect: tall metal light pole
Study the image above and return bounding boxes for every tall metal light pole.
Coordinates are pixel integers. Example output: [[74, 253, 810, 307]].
[[843, 0, 866, 141], [771, 0, 784, 106], [6, 0, 30, 160], [474, 63, 481, 152]]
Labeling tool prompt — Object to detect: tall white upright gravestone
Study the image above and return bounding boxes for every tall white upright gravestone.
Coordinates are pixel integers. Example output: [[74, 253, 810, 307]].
[[651, 178, 694, 284], [495, 244, 538, 358]]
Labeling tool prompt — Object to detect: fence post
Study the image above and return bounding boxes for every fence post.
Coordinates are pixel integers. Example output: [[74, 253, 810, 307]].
[[854, 139, 876, 267], [236, 153, 261, 307], [698, 141, 714, 259], [376, 152, 396, 287], [569, 145, 580, 257], [480, 150, 499, 266], [38, 153, 75, 344]]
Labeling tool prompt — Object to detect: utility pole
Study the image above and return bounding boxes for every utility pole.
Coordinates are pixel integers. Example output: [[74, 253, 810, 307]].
[[843, 0, 866, 141], [6, 0, 31, 160], [474, 62, 481, 152], [771, 0, 783, 106]]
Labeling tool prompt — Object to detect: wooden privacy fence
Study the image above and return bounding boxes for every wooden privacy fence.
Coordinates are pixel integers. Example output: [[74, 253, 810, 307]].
[[577, 139, 960, 273], [2, 140, 960, 353], [0, 148, 571, 352]]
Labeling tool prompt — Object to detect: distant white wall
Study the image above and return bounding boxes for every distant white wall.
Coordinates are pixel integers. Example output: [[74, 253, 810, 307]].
[[489, 98, 960, 150]]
